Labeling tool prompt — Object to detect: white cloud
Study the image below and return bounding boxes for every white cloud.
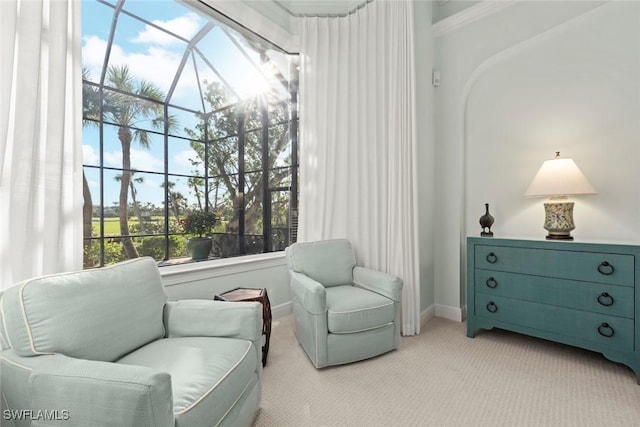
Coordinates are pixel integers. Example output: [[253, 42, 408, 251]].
[[82, 35, 108, 82], [173, 149, 202, 173], [104, 150, 120, 168], [132, 13, 202, 45], [141, 178, 161, 189], [132, 149, 164, 171], [82, 144, 99, 165], [118, 46, 182, 93], [104, 148, 163, 171], [81, 13, 204, 98], [82, 38, 181, 94]]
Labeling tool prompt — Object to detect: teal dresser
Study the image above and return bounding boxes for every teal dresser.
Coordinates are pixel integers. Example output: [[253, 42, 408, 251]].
[[467, 237, 640, 382]]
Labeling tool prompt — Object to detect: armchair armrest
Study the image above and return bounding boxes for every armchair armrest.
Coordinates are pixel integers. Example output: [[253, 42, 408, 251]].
[[353, 266, 403, 302], [290, 271, 326, 314], [163, 300, 262, 342], [28, 354, 173, 427]]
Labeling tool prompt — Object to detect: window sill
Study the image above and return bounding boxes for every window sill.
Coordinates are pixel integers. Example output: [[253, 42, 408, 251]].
[[159, 252, 287, 287]]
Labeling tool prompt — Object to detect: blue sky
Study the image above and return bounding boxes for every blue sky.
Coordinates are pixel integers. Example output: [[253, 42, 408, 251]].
[[81, 0, 290, 208]]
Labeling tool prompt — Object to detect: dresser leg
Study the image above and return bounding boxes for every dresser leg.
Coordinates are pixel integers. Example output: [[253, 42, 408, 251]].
[[466, 321, 476, 338]]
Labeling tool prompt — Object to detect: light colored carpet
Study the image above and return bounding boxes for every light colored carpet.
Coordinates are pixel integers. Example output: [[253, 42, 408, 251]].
[[254, 315, 640, 426]]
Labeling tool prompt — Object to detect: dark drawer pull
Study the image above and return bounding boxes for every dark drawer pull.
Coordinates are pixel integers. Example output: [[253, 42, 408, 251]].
[[597, 323, 615, 338], [597, 261, 614, 276], [486, 301, 498, 313], [597, 292, 614, 307], [486, 252, 498, 264], [486, 277, 498, 288]]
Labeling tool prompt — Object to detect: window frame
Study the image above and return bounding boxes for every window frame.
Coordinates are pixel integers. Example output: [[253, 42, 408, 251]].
[[82, 0, 299, 268]]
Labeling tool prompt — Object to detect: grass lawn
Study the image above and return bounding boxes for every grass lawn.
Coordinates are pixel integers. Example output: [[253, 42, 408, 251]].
[[92, 217, 163, 236], [92, 218, 125, 236]]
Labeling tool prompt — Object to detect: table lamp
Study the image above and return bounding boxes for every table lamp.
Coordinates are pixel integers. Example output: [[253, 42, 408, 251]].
[[524, 152, 597, 240]]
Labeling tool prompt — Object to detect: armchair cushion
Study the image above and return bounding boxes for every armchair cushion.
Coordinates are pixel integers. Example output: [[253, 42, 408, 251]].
[[117, 336, 258, 427], [1, 258, 166, 361], [0, 291, 9, 351], [286, 239, 356, 287], [353, 266, 403, 302], [163, 300, 261, 342], [27, 353, 174, 427], [289, 271, 327, 314], [326, 286, 395, 333]]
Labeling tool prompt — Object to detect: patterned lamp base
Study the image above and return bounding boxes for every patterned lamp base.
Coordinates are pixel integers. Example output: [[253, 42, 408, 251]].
[[543, 200, 575, 240]]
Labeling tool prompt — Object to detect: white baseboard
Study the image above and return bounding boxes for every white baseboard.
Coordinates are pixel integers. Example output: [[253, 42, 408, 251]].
[[273, 301, 465, 325], [272, 301, 292, 319], [434, 304, 465, 322], [420, 304, 436, 326]]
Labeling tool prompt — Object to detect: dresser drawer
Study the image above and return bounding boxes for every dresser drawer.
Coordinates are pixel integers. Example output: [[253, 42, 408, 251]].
[[475, 270, 634, 318], [475, 245, 634, 287], [474, 293, 633, 352]]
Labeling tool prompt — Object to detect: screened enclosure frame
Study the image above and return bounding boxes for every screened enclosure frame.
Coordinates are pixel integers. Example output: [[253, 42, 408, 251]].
[[82, 0, 299, 267]]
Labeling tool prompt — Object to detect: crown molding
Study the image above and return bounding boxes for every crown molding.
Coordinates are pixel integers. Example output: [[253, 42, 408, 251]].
[[273, 0, 371, 18], [433, 1, 519, 37]]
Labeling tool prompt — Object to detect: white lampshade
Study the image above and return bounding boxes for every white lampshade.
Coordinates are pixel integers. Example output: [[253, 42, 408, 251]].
[[524, 152, 597, 197], [524, 152, 597, 241]]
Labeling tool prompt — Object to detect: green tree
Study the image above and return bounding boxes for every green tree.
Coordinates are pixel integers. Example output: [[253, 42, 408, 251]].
[[102, 65, 171, 259], [184, 82, 291, 240], [82, 68, 100, 256]]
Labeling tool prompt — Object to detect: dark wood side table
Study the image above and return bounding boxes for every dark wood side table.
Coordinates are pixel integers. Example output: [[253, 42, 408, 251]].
[[214, 287, 272, 366]]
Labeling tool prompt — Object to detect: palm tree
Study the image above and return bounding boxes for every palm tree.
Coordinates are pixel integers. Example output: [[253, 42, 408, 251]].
[[115, 172, 147, 233], [162, 181, 187, 221], [82, 68, 100, 254], [103, 65, 167, 259], [188, 176, 205, 210]]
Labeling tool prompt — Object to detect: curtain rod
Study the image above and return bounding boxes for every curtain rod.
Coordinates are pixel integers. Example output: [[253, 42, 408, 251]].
[[273, 0, 373, 18]]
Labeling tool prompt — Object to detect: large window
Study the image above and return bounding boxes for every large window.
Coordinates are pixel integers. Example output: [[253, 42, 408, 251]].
[[82, 0, 298, 268]]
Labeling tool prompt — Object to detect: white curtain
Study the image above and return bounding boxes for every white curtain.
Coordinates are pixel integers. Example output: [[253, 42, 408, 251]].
[[0, 0, 83, 290], [298, 0, 421, 335]]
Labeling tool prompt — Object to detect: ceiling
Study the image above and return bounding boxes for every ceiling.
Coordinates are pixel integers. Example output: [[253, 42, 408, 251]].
[[268, 1, 479, 21], [273, 0, 367, 16]]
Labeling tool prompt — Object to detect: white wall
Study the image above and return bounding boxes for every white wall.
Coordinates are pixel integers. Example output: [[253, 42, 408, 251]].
[[160, 253, 292, 316], [434, 1, 640, 318], [414, 0, 437, 317]]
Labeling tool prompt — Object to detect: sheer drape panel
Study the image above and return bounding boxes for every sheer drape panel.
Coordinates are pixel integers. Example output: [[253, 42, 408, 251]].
[[0, 0, 83, 290], [299, 0, 420, 335]]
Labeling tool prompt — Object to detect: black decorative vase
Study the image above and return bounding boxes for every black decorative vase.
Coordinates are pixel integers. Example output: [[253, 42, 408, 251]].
[[480, 203, 494, 237]]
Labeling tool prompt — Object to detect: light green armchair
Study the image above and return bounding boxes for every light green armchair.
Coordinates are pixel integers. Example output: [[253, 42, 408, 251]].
[[0, 257, 262, 427], [285, 239, 403, 368]]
